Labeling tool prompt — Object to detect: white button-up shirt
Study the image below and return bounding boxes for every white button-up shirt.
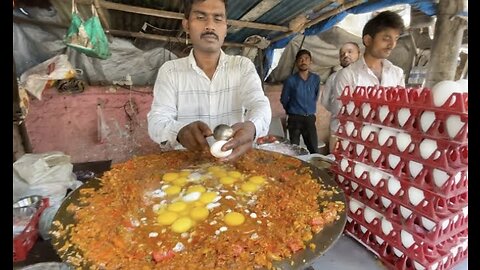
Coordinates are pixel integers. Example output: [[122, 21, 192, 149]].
[[147, 49, 272, 149], [330, 56, 405, 131]]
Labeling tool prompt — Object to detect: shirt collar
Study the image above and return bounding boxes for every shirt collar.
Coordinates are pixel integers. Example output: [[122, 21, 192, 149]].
[[358, 55, 394, 71], [187, 49, 227, 69]]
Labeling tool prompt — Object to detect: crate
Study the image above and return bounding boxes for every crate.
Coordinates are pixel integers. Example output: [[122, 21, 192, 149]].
[[13, 198, 49, 262]]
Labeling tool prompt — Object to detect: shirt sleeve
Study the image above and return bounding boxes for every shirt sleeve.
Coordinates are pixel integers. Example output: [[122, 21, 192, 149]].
[[280, 78, 291, 112], [321, 73, 335, 111], [239, 58, 272, 139], [147, 62, 188, 149]]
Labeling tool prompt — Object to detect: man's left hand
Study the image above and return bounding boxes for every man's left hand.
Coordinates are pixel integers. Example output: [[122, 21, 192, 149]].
[[218, 121, 256, 162]]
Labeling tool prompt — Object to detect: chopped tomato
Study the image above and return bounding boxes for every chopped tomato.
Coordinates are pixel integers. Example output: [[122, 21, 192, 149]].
[[232, 244, 244, 256], [310, 216, 324, 226], [152, 250, 175, 263], [287, 239, 303, 253]]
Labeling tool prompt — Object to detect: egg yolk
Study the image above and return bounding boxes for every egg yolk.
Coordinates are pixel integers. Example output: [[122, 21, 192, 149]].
[[163, 172, 179, 182], [172, 177, 188, 186], [190, 207, 209, 221], [241, 182, 259, 193], [213, 171, 228, 178], [165, 185, 181, 196], [179, 171, 191, 177], [228, 171, 243, 179], [171, 217, 193, 233], [220, 176, 236, 185], [249, 176, 266, 185], [207, 166, 224, 173], [168, 201, 188, 212], [187, 185, 206, 194], [157, 211, 179, 225], [224, 212, 245, 226], [199, 192, 218, 204]]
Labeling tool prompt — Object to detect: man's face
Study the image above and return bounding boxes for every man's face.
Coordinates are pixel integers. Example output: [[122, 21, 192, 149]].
[[296, 54, 312, 72], [364, 28, 401, 59], [339, 43, 360, 68], [182, 0, 227, 54]]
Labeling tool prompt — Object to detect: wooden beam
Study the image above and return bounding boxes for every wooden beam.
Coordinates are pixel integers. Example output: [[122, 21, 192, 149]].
[[228, 0, 282, 34], [108, 29, 256, 48], [75, 0, 290, 32], [93, 0, 111, 31], [270, 0, 364, 43]]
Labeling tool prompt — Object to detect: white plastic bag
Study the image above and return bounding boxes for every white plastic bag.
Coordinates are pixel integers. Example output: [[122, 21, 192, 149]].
[[13, 151, 78, 205], [19, 54, 76, 100]]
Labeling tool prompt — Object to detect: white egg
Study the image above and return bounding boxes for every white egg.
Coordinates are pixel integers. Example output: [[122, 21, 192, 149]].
[[451, 246, 459, 257], [363, 207, 380, 223], [210, 140, 232, 158], [400, 206, 413, 219], [432, 169, 450, 188], [340, 139, 350, 151], [431, 80, 462, 107], [445, 115, 465, 139], [400, 230, 415, 248], [375, 236, 384, 245], [381, 218, 393, 235], [346, 101, 355, 115], [397, 108, 411, 127], [408, 161, 423, 179], [387, 177, 401, 195], [419, 139, 439, 159], [421, 217, 436, 231], [365, 188, 374, 199], [354, 163, 368, 178], [378, 128, 397, 146], [350, 181, 359, 191], [337, 175, 345, 183], [393, 247, 403, 258], [344, 121, 355, 136], [454, 172, 462, 185], [356, 144, 365, 156], [381, 197, 391, 208], [361, 125, 379, 141], [349, 198, 364, 214], [388, 154, 401, 169], [378, 105, 390, 123], [370, 149, 381, 162], [462, 206, 468, 218], [360, 225, 368, 234], [408, 187, 425, 206], [340, 158, 349, 172], [441, 219, 450, 230], [369, 169, 383, 187], [414, 261, 426, 270], [396, 132, 411, 152], [420, 111, 436, 132], [456, 79, 468, 92], [361, 103, 372, 118]]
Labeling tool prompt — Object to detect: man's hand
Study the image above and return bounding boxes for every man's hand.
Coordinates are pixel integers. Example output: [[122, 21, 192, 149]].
[[219, 121, 256, 162], [177, 121, 213, 152]]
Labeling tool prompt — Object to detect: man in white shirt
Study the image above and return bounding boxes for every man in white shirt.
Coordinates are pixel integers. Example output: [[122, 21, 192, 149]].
[[330, 10, 405, 152], [320, 42, 360, 152], [147, 0, 271, 161]]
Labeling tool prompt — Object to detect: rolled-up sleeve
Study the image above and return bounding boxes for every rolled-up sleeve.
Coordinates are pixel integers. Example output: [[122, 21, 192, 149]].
[[239, 59, 272, 138], [147, 62, 188, 148]]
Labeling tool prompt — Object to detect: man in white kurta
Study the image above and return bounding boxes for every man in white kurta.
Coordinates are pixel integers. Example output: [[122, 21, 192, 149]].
[[330, 10, 405, 153]]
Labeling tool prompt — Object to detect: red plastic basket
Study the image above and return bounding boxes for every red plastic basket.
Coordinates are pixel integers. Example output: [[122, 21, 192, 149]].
[[13, 198, 49, 262]]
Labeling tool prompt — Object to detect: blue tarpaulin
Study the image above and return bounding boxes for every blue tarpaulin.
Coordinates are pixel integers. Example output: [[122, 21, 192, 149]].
[[263, 0, 445, 78]]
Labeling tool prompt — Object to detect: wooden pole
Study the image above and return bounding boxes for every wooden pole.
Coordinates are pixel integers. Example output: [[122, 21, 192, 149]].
[[425, 0, 467, 87], [75, 0, 290, 33], [270, 0, 363, 43]]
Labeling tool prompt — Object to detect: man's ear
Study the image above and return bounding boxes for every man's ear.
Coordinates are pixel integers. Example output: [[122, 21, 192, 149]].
[[182, 19, 189, 33], [363, 34, 372, 47]]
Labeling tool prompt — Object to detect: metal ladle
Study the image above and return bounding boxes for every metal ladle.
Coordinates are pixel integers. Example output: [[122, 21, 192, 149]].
[[213, 124, 234, 141]]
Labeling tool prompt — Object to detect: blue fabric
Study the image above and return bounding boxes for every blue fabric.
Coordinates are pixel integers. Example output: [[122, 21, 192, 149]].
[[263, 0, 441, 78], [280, 72, 320, 115]]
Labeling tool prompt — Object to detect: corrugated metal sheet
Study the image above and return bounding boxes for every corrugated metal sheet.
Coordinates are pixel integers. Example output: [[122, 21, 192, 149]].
[[46, 0, 346, 45]]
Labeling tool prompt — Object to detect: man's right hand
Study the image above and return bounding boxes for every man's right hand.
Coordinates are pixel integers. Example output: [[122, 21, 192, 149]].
[[177, 121, 213, 152]]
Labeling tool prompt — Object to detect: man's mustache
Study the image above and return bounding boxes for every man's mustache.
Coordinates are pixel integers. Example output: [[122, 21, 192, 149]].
[[201, 32, 219, 40]]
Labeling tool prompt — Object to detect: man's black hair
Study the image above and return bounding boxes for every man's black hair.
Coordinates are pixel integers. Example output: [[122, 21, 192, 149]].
[[183, 0, 228, 19], [362, 10, 405, 39], [296, 49, 312, 61]]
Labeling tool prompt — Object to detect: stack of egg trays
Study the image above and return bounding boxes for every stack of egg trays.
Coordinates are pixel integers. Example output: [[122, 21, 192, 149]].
[[331, 85, 468, 270]]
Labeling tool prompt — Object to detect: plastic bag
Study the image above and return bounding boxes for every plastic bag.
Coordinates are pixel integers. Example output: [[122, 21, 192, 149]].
[[64, 0, 111, 60], [19, 54, 76, 100], [13, 151, 78, 205]]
